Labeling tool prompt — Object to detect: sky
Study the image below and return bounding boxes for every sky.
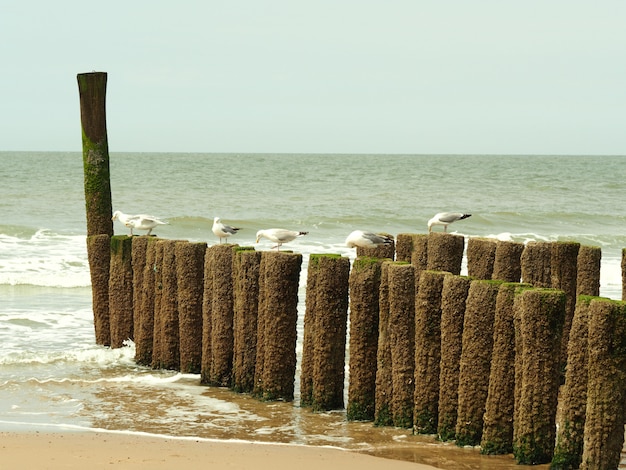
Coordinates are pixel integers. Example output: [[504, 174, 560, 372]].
[[2, 1, 626, 155]]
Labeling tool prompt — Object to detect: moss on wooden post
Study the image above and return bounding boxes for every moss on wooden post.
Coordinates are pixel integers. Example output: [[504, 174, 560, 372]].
[[481, 283, 532, 455], [108, 235, 134, 348], [300, 253, 319, 407], [467, 237, 497, 280], [579, 299, 626, 470], [513, 288, 565, 465], [347, 257, 384, 421], [200, 245, 213, 384], [552, 296, 595, 470], [309, 254, 350, 411], [622, 249, 626, 301], [176, 241, 206, 374], [492, 240, 524, 282], [437, 274, 471, 441], [456, 279, 503, 447], [87, 234, 111, 346], [427, 233, 464, 275], [232, 247, 261, 393]]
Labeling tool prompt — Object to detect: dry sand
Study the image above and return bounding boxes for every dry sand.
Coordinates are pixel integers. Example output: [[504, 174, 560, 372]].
[[1, 431, 442, 470]]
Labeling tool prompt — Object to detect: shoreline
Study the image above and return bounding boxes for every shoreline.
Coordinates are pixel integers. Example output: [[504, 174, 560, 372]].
[[0, 431, 442, 470]]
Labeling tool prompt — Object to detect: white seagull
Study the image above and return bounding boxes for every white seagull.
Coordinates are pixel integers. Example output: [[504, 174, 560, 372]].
[[212, 217, 241, 243], [345, 230, 394, 249], [112, 210, 167, 236], [255, 228, 308, 250], [427, 212, 471, 233]]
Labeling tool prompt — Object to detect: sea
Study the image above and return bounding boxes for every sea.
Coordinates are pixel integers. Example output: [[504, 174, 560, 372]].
[[1, 151, 625, 469]]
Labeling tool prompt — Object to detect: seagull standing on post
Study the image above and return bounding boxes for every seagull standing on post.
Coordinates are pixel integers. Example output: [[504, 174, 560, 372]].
[[212, 217, 241, 243], [345, 230, 394, 248], [255, 228, 308, 250], [112, 210, 167, 236], [427, 212, 471, 233]]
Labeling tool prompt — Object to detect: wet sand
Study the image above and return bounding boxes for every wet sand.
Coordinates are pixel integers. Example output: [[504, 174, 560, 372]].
[[0, 431, 442, 470]]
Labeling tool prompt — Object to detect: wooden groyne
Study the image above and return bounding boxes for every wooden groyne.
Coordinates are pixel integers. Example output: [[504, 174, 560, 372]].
[[78, 74, 626, 469]]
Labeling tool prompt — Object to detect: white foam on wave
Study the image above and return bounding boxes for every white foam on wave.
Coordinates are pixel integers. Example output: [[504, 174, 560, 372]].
[[0, 229, 90, 287]]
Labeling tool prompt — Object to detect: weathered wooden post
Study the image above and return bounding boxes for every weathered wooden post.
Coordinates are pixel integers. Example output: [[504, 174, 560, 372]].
[[201, 245, 214, 384], [521, 241, 553, 288], [576, 246, 601, 297], [492, 240, 524, 282], [87, 234, 111, 346], [307, 255, 350, 411], [151, 241, 164, 367], [481, 282, 531, 455], [455, 279, 503, 447], [374, 261, 393, 426], [413, 270, 447, 435], [356, 233, 395, 260], [427, 233, 464, 275], [551, 241, 580, 371], [388, 262, 416, 428], [134, 237, 157, 366], [437, 275, 471, 441], [176, 241, 206, 374], [622, 249, 626, 301], [254, 251, 302, 401], [78, 72, 113, 346], [108, 235, 133, 348], [232, 247, 261, 393], [410, 235, 429, 273], [300, 253, 319, 407], [466, 237, 497, 280], [131, 236, 149, 352], [580, 299, 626, 470], [347, 257, 384, 421], [513, 288, 565, 465], [552, 296, 594, 470], [151, 239, 179, 370], [396, 234, 425, 263], [206, 244, 237, 386]]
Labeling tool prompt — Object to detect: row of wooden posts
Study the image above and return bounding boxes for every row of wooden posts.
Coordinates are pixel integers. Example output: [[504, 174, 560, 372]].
[[77, 72, 625, 470], [85, 230, 626, 469]]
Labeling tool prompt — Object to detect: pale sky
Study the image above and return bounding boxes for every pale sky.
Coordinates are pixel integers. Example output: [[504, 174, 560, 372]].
[[2, 1, 625, 155]]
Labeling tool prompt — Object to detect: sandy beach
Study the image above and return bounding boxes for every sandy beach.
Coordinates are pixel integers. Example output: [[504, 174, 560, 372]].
[[0, 432, 442, 470]]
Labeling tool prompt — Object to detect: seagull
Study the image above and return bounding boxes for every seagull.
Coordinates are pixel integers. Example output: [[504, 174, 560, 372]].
[[427, 212, 471, 233], [112, 210, 167, 236], [212, 217, 241, 243], [255, 228, 308, 250], [345, 230, 394, 249]]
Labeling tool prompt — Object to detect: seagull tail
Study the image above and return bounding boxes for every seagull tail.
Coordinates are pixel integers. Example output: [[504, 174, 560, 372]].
[[459, 214, 472, 220], [298, 231, 309, 236]]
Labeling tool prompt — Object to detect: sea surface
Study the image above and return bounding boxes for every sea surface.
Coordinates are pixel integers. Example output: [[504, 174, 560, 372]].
[[1, 151, 625, 469]]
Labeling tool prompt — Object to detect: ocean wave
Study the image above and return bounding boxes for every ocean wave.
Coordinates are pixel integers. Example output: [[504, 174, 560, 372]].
[[0, 229, 90, 287]]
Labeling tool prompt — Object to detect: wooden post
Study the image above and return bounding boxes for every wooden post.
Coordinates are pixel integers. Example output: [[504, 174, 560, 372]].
[[456, 279, 503, 447], [232, 248, 261, 393], [427, 233, 464, 275], [134, 237, 157, 366], [580, 299, 626, 470], [388, 262, 416, 428], [78, 72, 113, 346], [347, 257, 384, 421], [576, 246, 601, 297], [309, 255, 350, 411], [552, 296, 594, 470], [467, 237, 497, 280], [255, 251, 302, 401], [374, 261, 393, 426], [86, 234, 111, 346], [481, 283, 532, 454], [437, 274, 471, 441], [413, 270, 447, 434], [492, 240, 524, 282], [108, 235, 134, 348], [521, 241, 553, 288], [513, 288, 565, 465], [176, 241, 206, 374]]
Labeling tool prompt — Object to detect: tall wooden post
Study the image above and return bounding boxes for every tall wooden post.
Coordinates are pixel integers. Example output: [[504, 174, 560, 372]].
[[78, 72, 113, 346]]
